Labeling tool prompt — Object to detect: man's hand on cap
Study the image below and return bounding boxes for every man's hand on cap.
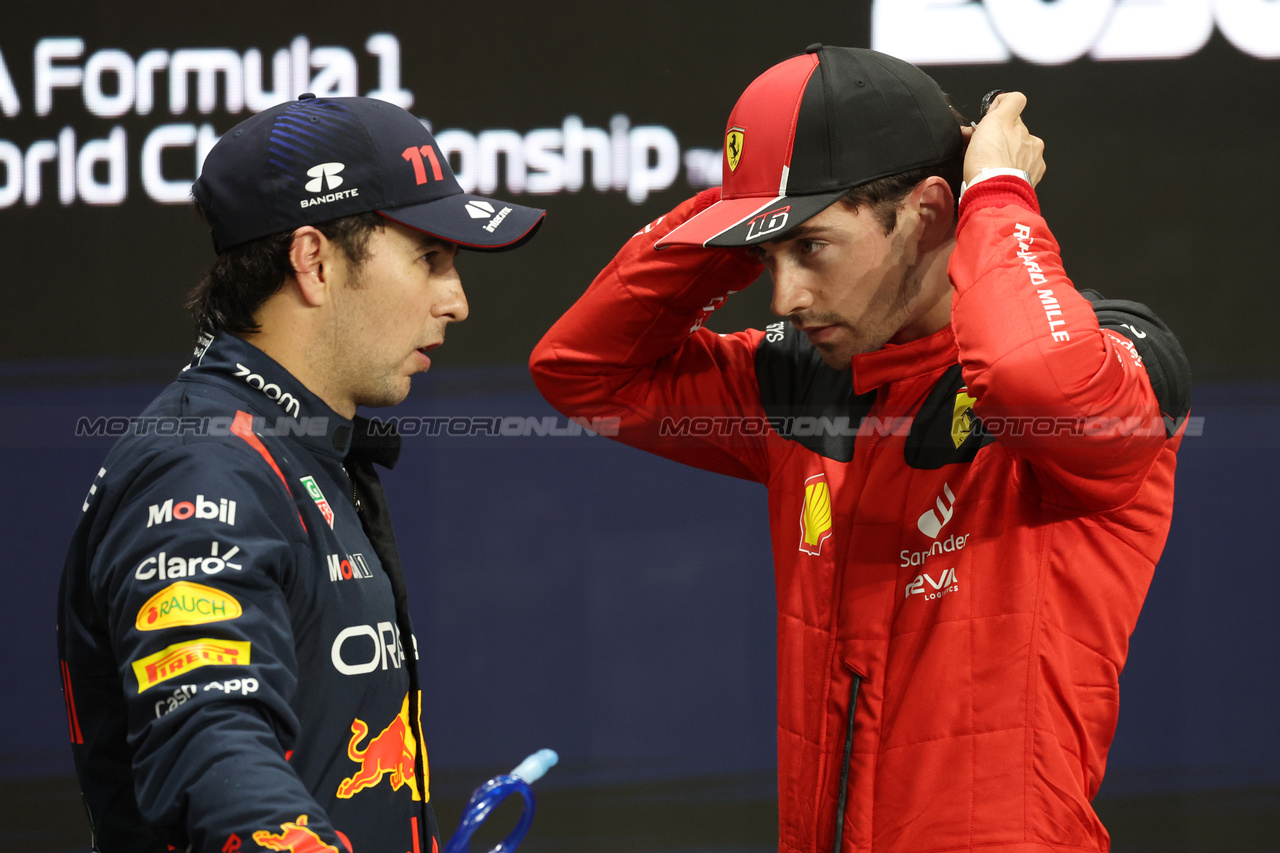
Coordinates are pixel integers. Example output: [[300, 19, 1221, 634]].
[[962, 91, 1046, 188]]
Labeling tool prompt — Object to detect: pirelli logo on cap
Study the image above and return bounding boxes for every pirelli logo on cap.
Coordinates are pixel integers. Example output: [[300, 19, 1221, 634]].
[[135, 582, 243, 632], [133, 639, 251, 692]]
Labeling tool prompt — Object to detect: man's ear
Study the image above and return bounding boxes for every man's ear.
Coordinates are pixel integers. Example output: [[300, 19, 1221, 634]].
[[287, 226, 333, 307], [912, 176, 957, 254]]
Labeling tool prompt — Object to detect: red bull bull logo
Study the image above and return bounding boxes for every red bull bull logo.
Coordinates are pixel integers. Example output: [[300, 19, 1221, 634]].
[[336, 692, 428, 802], [251, 814, 338, 853]]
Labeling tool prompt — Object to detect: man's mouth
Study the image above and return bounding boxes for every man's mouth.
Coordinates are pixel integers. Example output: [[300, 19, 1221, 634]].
[[796, 323, 838, 343], [414, 343, 440, 369]]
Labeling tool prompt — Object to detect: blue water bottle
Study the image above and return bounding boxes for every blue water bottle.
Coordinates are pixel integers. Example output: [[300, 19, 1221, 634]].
[[443, 749, 558, 853]]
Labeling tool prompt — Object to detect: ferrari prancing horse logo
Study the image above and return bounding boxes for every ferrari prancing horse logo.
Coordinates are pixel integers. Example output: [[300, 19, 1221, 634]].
[[726, 127, 745, 172], [951, 389, 978, 449]]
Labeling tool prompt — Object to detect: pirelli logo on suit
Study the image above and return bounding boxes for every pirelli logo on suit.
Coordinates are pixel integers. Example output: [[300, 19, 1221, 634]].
[[132, 639, 251, 692]]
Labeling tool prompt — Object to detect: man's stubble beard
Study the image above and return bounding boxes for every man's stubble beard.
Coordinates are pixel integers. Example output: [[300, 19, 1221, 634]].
[[329, 265, 413, 412], [814, 258, 926, 369], [355, 374, 411, 409]]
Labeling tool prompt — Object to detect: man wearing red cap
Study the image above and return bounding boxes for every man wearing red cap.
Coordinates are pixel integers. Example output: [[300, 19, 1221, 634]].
[[531, 46, 1189, 852]]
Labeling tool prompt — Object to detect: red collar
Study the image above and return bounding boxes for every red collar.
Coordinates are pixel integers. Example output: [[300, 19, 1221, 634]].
[[849, 326, 958, 396]]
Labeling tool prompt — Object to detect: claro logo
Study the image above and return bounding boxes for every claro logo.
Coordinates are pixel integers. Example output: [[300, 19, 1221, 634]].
[[135, 541, 243, 581], [873, 0, 1280, 65]]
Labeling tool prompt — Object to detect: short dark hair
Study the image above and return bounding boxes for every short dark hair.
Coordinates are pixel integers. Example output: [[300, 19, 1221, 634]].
[[187, 210, 385, 336], [839, 104, 968, 235]]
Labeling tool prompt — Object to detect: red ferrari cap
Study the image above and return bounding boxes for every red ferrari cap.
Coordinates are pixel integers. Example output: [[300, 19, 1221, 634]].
[[656, 45, 963, 249]]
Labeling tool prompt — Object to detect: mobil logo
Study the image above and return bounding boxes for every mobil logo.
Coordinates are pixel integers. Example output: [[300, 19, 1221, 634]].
[[327, 552, 372, 582], [147, 495, 237, 528]]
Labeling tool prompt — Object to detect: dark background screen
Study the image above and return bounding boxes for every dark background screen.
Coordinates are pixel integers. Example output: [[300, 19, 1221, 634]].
[[3, 3, 1278, 852]]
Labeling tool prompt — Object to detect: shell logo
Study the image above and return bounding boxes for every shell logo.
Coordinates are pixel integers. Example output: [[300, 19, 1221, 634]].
[[798, 473, 833, 556]]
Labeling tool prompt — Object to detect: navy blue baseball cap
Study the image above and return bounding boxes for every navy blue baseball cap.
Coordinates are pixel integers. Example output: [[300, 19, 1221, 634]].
[[193, 94, 545, 253]]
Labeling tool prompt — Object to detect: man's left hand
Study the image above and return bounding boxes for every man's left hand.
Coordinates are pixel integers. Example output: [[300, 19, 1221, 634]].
[[962, 91, 1046, 187]]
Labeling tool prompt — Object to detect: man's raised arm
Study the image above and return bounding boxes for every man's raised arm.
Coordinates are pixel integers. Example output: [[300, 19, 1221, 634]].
[[530, 189, 773, 482], [949, 93, 1190, 509]]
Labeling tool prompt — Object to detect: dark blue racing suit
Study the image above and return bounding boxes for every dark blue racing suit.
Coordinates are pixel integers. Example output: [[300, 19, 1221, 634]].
[[58, 331, 438, 853]]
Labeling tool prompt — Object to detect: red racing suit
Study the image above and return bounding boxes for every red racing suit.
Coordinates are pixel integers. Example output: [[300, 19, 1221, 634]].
[[530, 178, 1190, 853]]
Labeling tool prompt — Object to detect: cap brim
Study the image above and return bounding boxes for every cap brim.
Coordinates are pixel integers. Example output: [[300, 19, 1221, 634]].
[[655, 190, 846, 250], [380, 193, 545, 252]]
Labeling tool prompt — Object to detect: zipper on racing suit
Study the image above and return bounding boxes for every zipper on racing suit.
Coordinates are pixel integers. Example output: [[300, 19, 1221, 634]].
[[344, 458, 430, 852], [833, 667, 863, 853], [342, 464, 364, 516]]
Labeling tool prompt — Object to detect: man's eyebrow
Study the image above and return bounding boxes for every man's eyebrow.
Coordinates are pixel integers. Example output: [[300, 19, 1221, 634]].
[[772, 223, 840, 243], [413, 234, 453, 251]]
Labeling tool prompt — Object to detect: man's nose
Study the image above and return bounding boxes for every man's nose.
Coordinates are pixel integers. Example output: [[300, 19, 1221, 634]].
[[769, 265, 813, 318], [437, 273, 469, 323]]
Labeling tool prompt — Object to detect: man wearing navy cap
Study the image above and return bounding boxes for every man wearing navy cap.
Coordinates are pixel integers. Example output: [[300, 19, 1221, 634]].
[[532, 47, 1189, 852], [58, 94, 543, 853]]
